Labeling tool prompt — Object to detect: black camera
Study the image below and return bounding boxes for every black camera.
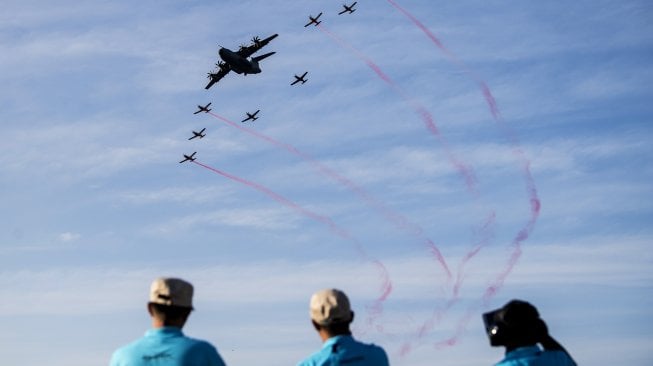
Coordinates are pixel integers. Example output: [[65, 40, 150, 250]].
[[482, 300, 541, 346], [482, 307, 507, 346]]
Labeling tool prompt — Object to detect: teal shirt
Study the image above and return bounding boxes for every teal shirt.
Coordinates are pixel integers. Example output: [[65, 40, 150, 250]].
[[496, 345, 576, 366], [110, 327, 226, 366], [297, 335, 389, 366]]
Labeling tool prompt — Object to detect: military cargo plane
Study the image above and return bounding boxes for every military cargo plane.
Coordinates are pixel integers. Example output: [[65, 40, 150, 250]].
[[205, 33, 279, 90]]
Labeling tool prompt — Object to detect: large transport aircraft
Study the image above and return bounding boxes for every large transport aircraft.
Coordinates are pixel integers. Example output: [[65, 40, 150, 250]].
[[205, 34, 279, 90]]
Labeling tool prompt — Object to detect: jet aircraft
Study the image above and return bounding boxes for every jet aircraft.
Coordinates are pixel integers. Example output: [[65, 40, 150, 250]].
[[304, 13, 323, 27], [188, 128, 206, 140], [205, 33, 278, 90], [291, 72, 308, 85], [179, 152, 197, 163], [339, 2, 357, 15], [241, 110, 260, 122], [193, 102, 212, 114]]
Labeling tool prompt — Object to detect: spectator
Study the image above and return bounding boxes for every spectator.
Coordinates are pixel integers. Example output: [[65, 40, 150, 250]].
[[110, 277, 227, 366], [483, 299, 577, 366], [297, 288, 390, 366]]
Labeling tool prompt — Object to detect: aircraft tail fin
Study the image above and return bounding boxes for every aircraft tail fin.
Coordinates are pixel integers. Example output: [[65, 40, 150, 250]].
[[252, 51, 276, 62]]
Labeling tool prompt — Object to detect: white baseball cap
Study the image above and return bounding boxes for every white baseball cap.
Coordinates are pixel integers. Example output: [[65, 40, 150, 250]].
[[149, 277, 194, 309]]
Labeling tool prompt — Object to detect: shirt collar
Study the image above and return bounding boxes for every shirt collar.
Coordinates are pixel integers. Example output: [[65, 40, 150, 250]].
[[322, 335, 353, 349], [145, 326, 184, 337], [504, 345, 542, 360]]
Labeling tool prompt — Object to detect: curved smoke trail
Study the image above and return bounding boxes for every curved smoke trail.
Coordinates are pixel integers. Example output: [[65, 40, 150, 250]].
[[316, 21, 498, 347], [398, 210, 496, 356], [207, 111, 452, 279], [192, 159, 392, 326], [386, 0, 541, 349], [318, 24, 478, 196]]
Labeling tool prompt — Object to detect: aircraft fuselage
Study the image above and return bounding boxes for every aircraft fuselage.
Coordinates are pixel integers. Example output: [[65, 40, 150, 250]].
[[219, 48, 261, 74]]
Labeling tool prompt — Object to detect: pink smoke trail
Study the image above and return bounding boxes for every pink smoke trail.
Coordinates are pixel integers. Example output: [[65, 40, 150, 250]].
[[317, 21, 499, 347], [426, 177, 540, 350], [192, 159, 392, 325], [453, 211, 497, 299], [317, 24, 478, 195], [207, 111, 452, 279], [396, 210, 496, 356], [386, 0, 542, 348], [386, 0, 501, 120], [385, 0, 540, 224]]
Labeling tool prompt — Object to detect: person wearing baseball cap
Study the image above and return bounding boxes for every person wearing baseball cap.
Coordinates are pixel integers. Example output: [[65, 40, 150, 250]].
[[110, 277, 227, 366], [297, 288, 389, 366]]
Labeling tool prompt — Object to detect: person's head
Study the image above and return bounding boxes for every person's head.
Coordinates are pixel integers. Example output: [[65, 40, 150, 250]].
[[147, 277, 194, 328], [309, 288, 355, 339], [482, 299, 545, 351]]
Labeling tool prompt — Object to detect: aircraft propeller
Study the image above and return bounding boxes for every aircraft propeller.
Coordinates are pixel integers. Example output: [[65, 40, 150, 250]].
[[251, 36, 261, 45]]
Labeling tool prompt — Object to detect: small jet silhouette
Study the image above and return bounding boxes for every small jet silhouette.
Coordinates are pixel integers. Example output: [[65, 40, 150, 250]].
[[179, 152, 197, 163], [188, 128, 206, 140], [193, 102, 212, 114], [241, 109, 260, 122], [339, 2, 357, 15], [291, 72, 308, 85], [304, 12, 323, 27]]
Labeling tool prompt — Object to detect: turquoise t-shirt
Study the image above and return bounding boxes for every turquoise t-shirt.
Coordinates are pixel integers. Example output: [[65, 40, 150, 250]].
[[496, 345, 576, 366], [110, 327, 226, 366], [297, 335, 389, 366]]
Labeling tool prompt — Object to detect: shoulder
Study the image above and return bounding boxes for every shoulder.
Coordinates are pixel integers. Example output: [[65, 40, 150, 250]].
[[361, 342, 389, 363], [351, 338, 388, 354], [344, 338, 389, 365], [184, 336, 218, 351], [296, 348, 328, 366], [180, 337, 226, 365], [539, 350, 577, 365], [110, 336, 147, 357], [361, 340, 387, 353], [495, 349, 576, 366], [110, 337, 147, 366]]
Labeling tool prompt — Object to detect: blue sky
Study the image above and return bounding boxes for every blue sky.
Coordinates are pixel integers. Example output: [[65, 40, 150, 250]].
[[1, 0, 652, 365]]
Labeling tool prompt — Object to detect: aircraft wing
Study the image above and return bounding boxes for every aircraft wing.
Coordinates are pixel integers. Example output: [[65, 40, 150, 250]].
[[237, 34, 278, 58], [205, 67, 230, 90]]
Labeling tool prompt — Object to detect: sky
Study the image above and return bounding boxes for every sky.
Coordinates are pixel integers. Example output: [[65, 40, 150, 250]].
[[1, 0, 652, 365]]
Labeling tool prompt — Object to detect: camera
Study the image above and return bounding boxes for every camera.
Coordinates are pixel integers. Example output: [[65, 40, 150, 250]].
[[482, 300, 541, 347], [483, 307, 507, 346]]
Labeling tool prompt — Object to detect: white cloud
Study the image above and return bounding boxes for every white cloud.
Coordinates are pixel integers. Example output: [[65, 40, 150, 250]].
[[2, 233, 650, 315], [145, 207, 302, 235], [58, 232, 81, 242], [115, 185, 234, 205]]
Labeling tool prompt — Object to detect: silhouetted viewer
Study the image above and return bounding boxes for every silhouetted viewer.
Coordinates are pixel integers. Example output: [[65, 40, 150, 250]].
[[483, 299, 577, 366], [110, 277, 227, 366], [297, 288, 390, 366]]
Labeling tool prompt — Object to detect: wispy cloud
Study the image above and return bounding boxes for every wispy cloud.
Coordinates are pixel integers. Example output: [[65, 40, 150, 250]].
[[145, 207, 302, 235], [58, 232, 81, 242], [2, 232, 650, 316], [114, 185, 235, 205]]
